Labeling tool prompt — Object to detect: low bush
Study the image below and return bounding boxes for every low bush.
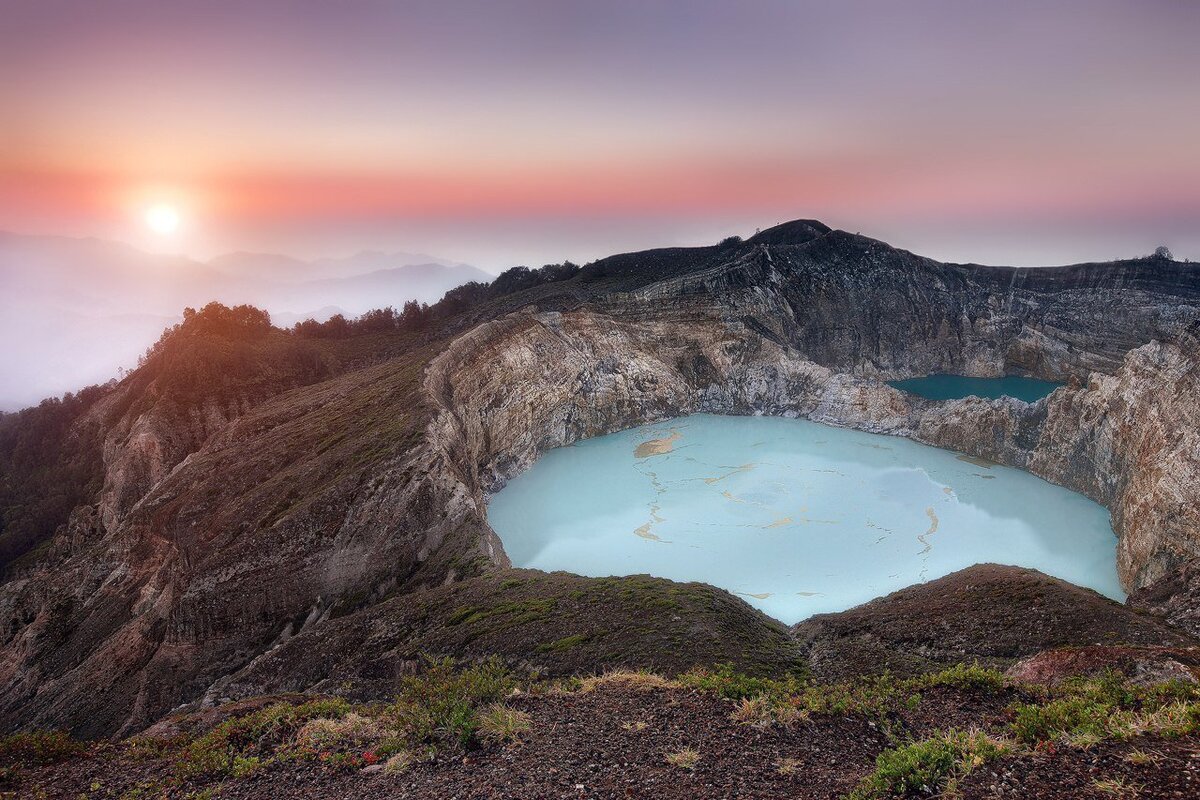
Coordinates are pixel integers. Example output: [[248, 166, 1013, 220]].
[[175, 698, 351, 780], [384, 655, 515, 750], [677, 663, 804, 701], [0, 730, 86, 766], [1008, 671, 1200, 746], [849, 730, 1010, 799]]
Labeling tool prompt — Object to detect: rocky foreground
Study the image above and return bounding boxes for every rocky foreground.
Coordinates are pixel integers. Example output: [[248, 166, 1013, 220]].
[[1, 220, 1199, 797], [6, 659, 1200, 799]]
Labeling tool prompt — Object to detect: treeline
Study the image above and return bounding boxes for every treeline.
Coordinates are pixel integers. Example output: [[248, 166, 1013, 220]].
[[0, 385, 107, 571], [140, 303, 274, 365], [291, 260, 581, 338]]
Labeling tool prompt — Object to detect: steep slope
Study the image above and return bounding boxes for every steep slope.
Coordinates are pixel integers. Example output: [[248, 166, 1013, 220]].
[[1, 221, 1198, 738]]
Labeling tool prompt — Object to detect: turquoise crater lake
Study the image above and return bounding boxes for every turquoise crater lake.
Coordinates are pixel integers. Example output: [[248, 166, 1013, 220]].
[[487, 414, 1122, 624], [888, 374, 1063, 402]]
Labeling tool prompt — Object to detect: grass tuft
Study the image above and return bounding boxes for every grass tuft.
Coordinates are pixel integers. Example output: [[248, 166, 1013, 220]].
[[664, 748, 700, 770], [578, 670, 670, 693], [477, 704, 532, 745]]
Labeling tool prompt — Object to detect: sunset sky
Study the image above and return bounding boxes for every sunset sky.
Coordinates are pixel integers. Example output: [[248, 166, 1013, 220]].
[[4, 0, 1199, 269]]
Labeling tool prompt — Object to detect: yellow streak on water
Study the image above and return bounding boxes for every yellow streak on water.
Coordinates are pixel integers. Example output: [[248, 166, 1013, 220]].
[[704, 463, 755, 484], [763, 517, 793, 529], [633, 522, 666, 542], [916, 506, 940, 557], [635, 430, 681, 458]]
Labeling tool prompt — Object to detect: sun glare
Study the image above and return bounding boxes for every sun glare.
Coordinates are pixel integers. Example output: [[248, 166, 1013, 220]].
[[144, 204, 180, 235]]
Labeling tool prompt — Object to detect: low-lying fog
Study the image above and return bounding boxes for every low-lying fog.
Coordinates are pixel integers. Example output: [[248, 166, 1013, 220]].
[[0, 231, 491, 410]]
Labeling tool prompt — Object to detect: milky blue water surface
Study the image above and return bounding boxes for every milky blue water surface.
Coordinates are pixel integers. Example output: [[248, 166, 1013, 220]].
[[888, 375, 1063, 402], [487, 415, 1122, 624]]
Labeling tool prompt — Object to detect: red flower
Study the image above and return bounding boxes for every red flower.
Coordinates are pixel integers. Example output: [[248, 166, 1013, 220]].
[[362, 750, 380, 765]]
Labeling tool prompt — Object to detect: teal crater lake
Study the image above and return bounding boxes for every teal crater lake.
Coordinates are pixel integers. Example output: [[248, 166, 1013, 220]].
[[888, 374, 1063, 402], [487, 414, 1122, 624]]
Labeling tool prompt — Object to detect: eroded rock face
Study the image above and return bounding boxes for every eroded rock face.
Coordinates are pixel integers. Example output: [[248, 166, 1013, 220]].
[[425, 304, 1200, 591], [1128, 561, 1200, 639], [1, 222, 1197, 737]]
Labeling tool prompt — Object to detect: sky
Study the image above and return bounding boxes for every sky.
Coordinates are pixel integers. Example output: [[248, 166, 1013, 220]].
[[3, 0, 1199, 269]]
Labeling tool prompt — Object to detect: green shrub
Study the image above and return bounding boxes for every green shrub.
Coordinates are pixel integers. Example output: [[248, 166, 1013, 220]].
[[385, 656, 515, 750], [677, 663, 804, 701], [1008, 671, 1200, 745], [535, 633, 589, 653], [799, 673, 919, 717], [915, 664, 1007, 693], [175, 697, 351, 781], [1010, 697, 1111, 745], [850, 730, 1009, 799]]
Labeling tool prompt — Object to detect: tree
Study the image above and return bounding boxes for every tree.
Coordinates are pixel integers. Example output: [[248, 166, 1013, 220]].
[[1153, 245, 1174, 261]]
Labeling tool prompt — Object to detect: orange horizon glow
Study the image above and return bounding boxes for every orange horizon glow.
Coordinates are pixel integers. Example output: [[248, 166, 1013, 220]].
[[3, 1, 1199, 266]]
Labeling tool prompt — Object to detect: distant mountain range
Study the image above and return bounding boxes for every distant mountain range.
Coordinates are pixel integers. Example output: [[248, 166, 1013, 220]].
[[0, 232, 491, 409]]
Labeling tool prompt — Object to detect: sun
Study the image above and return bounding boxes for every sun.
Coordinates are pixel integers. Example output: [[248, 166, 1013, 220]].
[[144, 204, 181, 235]]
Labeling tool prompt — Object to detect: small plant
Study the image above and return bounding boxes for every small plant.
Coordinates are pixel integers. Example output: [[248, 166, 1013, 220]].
[[293, 713, 387, 752], [729, 695, 807, 728], [230, 754, 262, 778], [477, 704, 532, 745], [620, 720, 649, 732], [535, 633, 590, 653], [1007, 671, 1200, 746], [664, 748, 700, 770], [849, 730, 1010, 800], [1093, 776, 1142, 798], [383, 749, 418, 774], [776, 757, 802, 776], [1124, 748, 1161, 766], [1065, 729, 1103, 749], [798, 673, 916, 717]]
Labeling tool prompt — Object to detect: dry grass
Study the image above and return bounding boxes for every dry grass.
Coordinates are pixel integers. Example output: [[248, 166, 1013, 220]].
[[776, 757, 802, 776], [1065, 729, 1103, 749], [1123, 748, 1161, 766], [729, 695, 809, 728], [578, 670, 671, 694], [293, 713, 388, 750], [1092, 777, 1142, 798], [383, 750, 418, 775], [477, 704, 533, 745], [664, 748, 701, 770]]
